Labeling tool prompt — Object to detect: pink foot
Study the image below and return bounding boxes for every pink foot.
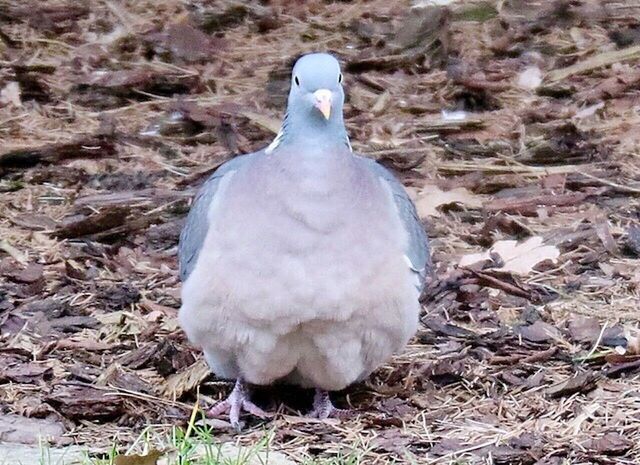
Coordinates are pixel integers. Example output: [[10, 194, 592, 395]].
[[207, 379, 270, 430], [307, 389, 351, 419]]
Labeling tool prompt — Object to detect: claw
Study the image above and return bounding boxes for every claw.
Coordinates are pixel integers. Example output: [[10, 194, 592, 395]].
[[206, 379, 270, 430], [307, 389, 351, 419]]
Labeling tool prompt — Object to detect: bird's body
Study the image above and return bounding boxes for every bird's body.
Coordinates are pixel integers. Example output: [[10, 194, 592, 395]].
[[180, 144, 421, 390], [178, 53, 430, 426]]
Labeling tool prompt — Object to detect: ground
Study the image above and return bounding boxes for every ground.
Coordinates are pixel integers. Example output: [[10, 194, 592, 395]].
[[1, 0, 640, 464]]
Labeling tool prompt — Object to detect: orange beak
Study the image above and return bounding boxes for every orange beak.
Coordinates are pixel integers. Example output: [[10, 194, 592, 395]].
[[313, 89, 332, 120]]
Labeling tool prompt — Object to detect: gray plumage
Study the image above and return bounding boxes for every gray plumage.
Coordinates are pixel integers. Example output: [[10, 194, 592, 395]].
[[180, 154, 430, 288], [357, 156, 431, 289], [178, 53, 431, 410], [179, 153, 255, 282]]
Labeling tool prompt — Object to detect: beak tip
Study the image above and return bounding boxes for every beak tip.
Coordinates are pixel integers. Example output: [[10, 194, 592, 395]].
[[313, 89, 333, 120], [317, 104, 331, 120]]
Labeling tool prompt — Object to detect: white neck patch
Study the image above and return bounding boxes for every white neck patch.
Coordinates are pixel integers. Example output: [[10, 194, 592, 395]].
[[265, 128, 284, 155], [265, 128, 352, 155]]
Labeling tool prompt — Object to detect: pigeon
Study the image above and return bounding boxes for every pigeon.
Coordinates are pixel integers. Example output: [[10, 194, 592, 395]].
[[178, 52, 430, 429]]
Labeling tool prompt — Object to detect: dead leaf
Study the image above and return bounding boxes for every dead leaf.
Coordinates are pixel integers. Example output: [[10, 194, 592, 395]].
[[114, 449, 164, 465], [525, 371, 545, 388], [459, 236, 560, 275], [411, 185, 483, 218]]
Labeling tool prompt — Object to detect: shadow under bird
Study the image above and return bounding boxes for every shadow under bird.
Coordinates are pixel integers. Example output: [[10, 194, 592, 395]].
[[178, 52, 431, 430]]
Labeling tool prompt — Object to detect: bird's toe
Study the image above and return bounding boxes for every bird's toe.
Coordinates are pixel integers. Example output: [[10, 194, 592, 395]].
[[206, 399, 231, 418], [206, 379, 271, 430], [242, 399, 271, 419], [307, 389, 352, 420]]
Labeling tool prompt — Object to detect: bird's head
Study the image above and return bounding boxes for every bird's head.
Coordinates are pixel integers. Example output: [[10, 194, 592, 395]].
[[288, 53, 344, 123]]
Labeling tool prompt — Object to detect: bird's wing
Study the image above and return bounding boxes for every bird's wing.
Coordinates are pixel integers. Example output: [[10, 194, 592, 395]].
[[357, 155, 432, 291], [178, 153, 256, 281]]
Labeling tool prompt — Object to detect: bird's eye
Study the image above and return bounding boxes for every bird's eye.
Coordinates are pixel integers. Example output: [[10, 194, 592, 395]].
[[338, 73, 343, 83], [294, 76, 300, 86]]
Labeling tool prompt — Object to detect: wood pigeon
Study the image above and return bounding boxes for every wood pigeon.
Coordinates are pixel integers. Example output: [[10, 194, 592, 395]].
[[178, 53, 431, 429]]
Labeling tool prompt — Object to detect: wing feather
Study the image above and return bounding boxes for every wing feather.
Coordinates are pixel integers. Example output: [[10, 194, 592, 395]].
[[357, 156, 431, 290], [178, 154, 255, 281]]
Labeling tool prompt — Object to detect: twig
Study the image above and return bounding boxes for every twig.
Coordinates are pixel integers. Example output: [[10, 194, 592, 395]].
[[546, 45, 640, 82], [437, 162, 587, 176], [489, 347, 558, 365], [578, 172, 640, 195]]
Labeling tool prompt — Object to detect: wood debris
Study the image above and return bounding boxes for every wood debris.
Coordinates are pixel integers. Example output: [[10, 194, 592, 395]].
[[1, 0, 639, 462], [459, 236, 560, 275]]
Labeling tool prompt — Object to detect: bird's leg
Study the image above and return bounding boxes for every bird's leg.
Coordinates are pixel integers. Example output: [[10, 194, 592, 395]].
[[308, 389, 351, 419], [207, 379, 270, 430]]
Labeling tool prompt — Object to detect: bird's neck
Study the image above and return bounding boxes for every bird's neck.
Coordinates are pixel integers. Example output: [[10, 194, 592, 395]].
[[267, 110, 352, 155]]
